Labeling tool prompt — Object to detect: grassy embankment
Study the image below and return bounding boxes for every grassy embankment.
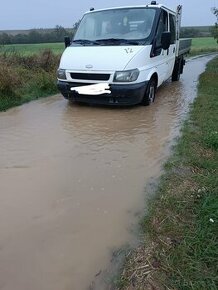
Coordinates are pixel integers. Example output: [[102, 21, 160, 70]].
[[0, 49, 60, 111], [116, 57, 218, 289]]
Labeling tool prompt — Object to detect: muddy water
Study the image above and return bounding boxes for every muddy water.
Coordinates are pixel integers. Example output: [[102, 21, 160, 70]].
[[0, 56, 213, 290]]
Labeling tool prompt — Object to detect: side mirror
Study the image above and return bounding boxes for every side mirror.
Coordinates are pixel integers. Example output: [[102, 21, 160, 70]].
[[64, 36, 71, 48], [161, 31, 171, 50]]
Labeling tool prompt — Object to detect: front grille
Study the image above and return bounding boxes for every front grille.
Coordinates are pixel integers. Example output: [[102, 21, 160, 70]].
[[70, 73, 110, 81], [69, 82, 95, 88]]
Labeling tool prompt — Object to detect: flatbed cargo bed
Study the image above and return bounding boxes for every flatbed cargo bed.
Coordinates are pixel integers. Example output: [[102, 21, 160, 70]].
[[178, 38, 192, 56]]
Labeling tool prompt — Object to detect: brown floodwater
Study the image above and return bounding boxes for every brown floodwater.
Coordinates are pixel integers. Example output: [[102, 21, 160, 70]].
[[0, 56, 214, 290]]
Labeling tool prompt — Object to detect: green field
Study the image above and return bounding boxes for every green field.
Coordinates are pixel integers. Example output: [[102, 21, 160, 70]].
[[190, 37, 218, 55], [0, 42, 64, 55], [1, 37, 217, 56]]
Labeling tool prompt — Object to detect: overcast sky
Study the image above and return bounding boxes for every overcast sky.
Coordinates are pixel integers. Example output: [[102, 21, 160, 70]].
[[0, 0, 218, 30]]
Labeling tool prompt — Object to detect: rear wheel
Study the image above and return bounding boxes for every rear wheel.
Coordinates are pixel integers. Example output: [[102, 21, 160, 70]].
[[141, 78, 157, 106], [172, 57, 182, 82]]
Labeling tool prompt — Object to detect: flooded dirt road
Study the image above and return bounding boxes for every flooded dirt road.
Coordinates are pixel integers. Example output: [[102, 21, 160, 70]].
[[0, 56, 213, 290]]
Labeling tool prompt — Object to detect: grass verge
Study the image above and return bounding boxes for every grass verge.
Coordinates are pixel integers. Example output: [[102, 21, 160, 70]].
[[116, 57, 218, 289], [0, 50, 60, 111]]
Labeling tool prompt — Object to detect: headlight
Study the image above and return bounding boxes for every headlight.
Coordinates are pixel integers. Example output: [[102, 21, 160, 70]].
[[113, 69, 139, 82], [57, 69, 67, 80]]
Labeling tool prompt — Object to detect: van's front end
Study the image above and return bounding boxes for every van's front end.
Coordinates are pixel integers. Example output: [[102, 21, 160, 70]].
[[57, 6, 158, 105]]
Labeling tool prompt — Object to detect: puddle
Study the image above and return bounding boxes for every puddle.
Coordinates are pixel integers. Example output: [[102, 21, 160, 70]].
[[0, 56, 214, 290]]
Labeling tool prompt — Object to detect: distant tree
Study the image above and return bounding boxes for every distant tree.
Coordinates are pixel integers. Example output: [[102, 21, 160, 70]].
[[55, 25, 67, 39], [75, 20, 81, 29], [0, 33, 11, 45], [211, 7, 218, 43], [180, 27, 201, 38], [28, 30, 42, 43], [13, 33, 29, 44], [72, 20, 81, 35]]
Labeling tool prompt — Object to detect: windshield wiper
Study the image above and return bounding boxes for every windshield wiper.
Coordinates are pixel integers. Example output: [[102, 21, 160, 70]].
[[72, 38, 140, 46], [72, 39, 101, 46], [96, 38, 140, 45]]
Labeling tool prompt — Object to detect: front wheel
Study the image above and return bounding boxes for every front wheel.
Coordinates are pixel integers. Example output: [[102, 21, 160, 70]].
[[141, 78, 157, 106]]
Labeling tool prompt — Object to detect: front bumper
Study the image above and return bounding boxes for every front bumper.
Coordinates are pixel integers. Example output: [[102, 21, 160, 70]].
[[57, 80, 148, 106]]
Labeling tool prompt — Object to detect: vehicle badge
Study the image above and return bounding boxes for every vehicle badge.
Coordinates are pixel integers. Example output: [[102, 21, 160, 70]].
[[125, 48, 133, 54], [85, 64, 93, 69]]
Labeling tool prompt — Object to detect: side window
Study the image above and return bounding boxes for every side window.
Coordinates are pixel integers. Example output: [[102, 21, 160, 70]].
[[155, 10, 168, 48], [169, 14, 176, 44]]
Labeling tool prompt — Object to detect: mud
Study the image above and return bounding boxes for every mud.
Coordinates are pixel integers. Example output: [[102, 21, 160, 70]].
[[0, 56, 213, 290]]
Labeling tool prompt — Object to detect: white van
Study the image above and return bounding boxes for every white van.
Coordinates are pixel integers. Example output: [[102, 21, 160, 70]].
[[57, 1, 191, 106]]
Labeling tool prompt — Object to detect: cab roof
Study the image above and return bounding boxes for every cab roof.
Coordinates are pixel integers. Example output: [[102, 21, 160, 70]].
[[85, 4, 176, 16]]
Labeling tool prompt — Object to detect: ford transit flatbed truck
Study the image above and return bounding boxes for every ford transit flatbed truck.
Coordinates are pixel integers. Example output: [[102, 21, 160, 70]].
[[57, 1, 191, 106]]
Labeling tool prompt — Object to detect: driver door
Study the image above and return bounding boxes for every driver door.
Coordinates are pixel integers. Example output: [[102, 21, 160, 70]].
[[151, 9, 170, 85]]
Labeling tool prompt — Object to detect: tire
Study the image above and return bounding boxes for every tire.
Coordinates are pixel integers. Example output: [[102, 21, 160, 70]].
[[172, 58, 182, 82], [61, 92, 69, 99], [141, 78, 157, 106]]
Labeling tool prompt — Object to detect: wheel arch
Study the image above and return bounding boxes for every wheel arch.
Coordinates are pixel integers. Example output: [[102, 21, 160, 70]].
[[146, 70, 158, 87], [150, 72, 158, 86], [141, 72, 158, 106]]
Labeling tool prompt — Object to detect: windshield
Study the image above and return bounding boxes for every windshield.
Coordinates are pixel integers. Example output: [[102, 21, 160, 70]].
[[73, 8, 156, 45]]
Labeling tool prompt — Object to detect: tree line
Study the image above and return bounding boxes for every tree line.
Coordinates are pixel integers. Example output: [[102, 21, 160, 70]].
[[0, 26, 212, 45], [180, 27, 212, 38], [0, 25, 78, 45], [0, 16, 217, 45]]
